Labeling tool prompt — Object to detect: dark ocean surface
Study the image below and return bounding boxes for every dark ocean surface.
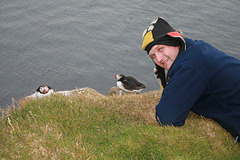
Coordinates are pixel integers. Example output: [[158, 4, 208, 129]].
[[1, 0, 240, 110]]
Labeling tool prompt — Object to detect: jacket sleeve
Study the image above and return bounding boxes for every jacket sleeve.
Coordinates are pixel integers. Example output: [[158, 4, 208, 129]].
[[156, 65, 208, 126]]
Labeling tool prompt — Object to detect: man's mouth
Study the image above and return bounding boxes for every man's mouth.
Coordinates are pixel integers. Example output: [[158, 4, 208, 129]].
[[162, 58, 169, 65]]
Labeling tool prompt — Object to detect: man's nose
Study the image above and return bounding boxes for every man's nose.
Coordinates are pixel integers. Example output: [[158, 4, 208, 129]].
[[155, 52, 162, 62]]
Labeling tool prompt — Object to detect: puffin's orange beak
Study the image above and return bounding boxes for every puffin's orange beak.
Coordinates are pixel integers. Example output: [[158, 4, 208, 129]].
[[114, 75, 117, 79], [43, 89, 47, 93]]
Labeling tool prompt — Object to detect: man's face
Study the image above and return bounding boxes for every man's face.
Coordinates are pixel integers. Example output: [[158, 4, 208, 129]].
[[148, 44, 180, 71]]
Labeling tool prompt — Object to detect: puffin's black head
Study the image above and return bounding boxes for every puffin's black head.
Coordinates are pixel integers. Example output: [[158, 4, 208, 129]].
[[115, 74, 126, 81], [36, 85, 52, 94]]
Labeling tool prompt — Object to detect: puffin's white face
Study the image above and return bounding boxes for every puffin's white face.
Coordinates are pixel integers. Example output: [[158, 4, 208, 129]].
[[39, 86, 50, 94], [115, 74, 123, 80]]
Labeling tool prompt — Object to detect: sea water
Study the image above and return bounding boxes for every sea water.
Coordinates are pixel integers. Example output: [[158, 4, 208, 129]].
[[0, 0, 240, 109]]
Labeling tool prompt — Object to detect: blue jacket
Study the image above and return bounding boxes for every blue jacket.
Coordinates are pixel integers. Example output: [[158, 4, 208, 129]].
[[155, 38, 240, 139]]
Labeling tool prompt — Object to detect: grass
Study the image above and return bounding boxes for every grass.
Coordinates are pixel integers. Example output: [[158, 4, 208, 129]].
[[1, 90, 239, 159]]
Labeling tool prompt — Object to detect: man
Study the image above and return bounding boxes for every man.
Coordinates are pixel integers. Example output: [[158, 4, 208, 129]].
[[142, 17, 240, 143]]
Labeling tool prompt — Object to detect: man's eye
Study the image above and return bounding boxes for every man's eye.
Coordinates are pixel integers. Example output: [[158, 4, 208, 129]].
[[158, 47, 164, 51], [150, 54, 155, 58]]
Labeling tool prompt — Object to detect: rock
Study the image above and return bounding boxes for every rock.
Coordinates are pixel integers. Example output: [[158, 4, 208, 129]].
[[73, 87, 105, 98], [55, 87, 105, 98], [106, 87, 141, 96], [26, 86, 142, 100]]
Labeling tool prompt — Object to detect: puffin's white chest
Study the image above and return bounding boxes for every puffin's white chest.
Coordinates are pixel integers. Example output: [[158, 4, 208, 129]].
[[117, 81, 126, 91], [28, 89, 54, 99]]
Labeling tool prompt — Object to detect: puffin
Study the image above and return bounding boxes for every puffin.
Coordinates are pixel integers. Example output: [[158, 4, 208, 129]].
[[114, 74, 146, 93], [35, 85, 54, 98], [27, 85, 54, 99]]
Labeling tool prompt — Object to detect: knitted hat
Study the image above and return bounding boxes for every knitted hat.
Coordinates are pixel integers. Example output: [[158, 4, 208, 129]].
[[145, 35, 182, 53], [142, 17, 186, 54], [142, 17, 186, 89]]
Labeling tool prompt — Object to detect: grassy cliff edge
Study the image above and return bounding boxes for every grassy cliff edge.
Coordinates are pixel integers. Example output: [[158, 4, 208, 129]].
[[1, 88, 239, 159]]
